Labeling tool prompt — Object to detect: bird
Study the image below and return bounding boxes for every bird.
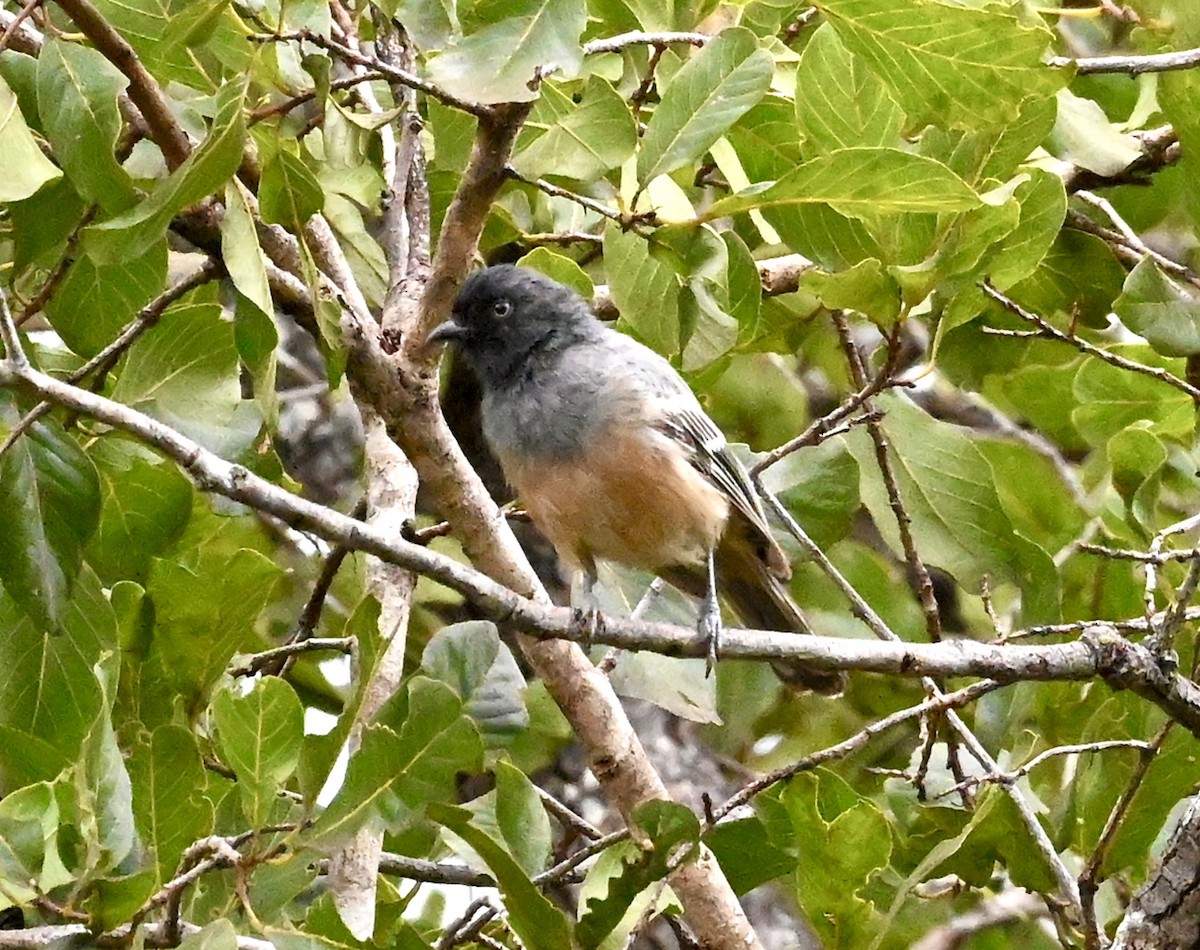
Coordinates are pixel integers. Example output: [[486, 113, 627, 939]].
[[428, 264, 844, 694]]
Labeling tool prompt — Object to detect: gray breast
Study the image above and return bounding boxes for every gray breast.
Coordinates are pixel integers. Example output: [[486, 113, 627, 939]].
[[481, 354, 609, 460]]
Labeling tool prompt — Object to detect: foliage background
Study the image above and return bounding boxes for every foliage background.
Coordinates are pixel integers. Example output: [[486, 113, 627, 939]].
[[1, 0, 1200, 948]]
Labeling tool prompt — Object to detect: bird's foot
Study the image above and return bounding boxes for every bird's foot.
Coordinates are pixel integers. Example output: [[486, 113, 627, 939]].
[[571, 605, 604, 651], [699, 597, 722, 678]]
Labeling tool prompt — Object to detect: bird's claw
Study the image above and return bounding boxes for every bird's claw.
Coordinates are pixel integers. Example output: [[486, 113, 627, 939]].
[[571, 606, 603, 651], [700, 602, 722, 678]]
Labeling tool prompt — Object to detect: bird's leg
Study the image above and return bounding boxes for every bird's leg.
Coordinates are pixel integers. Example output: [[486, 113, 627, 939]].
[[700, 548, 722, 676], [571, 558, 603, 651]]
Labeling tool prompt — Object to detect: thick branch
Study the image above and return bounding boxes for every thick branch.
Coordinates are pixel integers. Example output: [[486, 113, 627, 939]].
[[6, 357, 1199, 733]]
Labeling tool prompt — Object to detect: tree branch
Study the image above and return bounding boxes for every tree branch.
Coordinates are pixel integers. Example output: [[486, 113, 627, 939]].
[[249, 30, 494, 119], [54, 0, 192, 169], [1052, 46, 1200, 76], [980, 281, 1200, 403]]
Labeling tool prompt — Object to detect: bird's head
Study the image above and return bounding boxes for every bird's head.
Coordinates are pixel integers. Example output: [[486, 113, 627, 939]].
[[427, 265, 594, 388]]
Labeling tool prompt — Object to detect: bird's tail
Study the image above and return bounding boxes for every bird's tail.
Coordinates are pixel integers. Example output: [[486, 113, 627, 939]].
[[664, 535, 846, 695]]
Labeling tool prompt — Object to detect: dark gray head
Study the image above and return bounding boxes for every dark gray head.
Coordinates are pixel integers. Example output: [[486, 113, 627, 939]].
[[428, 265, 599, 389]]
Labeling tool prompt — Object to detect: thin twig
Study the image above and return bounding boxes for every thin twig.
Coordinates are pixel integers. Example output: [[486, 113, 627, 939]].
[[1149, 553, 1200, 659], [934, 740, 1152, 799], [0, 286, 29, 370], [1144, 512, 1200, 633], [980, 281, 1200, 403], [534, 786, 604, 840], [833, 313, 944, 642], [249, 71, 389, 123], [261, 497, 367, 677], [1078, 722, 1171, 949], [1078, 542, 1200, 564], [1051, 46, 1200, 75], [709, 679, 1003, 824], [751, 343, 905, 474], [0, 0, 43, 56], [582, 31, 710, 55], [249, 30, 494, 119], [783, 7, 820, 43], [504, 166, 644, 227], [630, 44, 666, 118], [0, 259, 221, 460], [1066, 204, 1200, 290], [436, 896, 498, 950], [229, 637, 354, 677]]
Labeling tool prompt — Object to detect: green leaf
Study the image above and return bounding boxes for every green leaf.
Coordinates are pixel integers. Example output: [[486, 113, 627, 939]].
[[128, 724, 214, 887], [389, 0, 459, 50], [233, 294, 280, 425], [0, 394, 101, 631], [919, 95, 1058, 187], [0, 73, 62, 201], [795, 24, 904, 155], [819, 0, 1065, 131], [259, 149, 324, 230], [1105, 726, 1200, 877], [986, 169, 1067, 289], [109, 297, 263, 457], [727, 96, 803, 182], [0, 783, 75, 909], [801, 258, 901, 324], [1108, 426, 1165, 533], [71, 667, 136, 873], [0, 566, 116, 780], [609, 649, 717, 723], [577, 801, 699, 949], [430, 803, 573, 950], [706, 147, 981, 221], [765, 438, 861, 550], [83, 79, 246, 264], [311, 677, 483, 846], [221, 177, 275, 318], [770, 771, 891, 948], [1010, 229, 1125, 327], [88, 437, 193, 585], [323, 193, 388, 309], [177, 920, 239, 950], [1072, 346, 1195, 447], [975, 437, 1087, 556], [1114, 258, 1200, 357], [1049, 88, 1143, 178], [723, 230, 761, 340], [516, 247, 594, 299], [603, 222, 680, 355], [705, 815, 797, 894], [147, 547, 283, 711], [513, 77, 636, 180], [426, 0, 587, 104], [422, 621, 529, 748], [89, 0, 201, 87], [494, 760, 552, 877], [845, 394, 1050, 611], [8, 177, 87, 272], [36, 40, 136, 213], [638, 28, 773, 185], [213, 678, 304, 827], [45, 240, 167, 358]]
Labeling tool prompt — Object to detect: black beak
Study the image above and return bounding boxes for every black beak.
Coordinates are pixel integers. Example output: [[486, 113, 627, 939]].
[[426, 320, 470, 348]]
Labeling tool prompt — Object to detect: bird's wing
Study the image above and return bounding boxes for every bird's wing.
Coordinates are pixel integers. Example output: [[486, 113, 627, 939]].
[[599, 330, 779, 551], [654, 402, 775, 543]]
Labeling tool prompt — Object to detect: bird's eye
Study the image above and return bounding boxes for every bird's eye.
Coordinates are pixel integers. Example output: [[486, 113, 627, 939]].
[[492, 299, 512, 318]]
